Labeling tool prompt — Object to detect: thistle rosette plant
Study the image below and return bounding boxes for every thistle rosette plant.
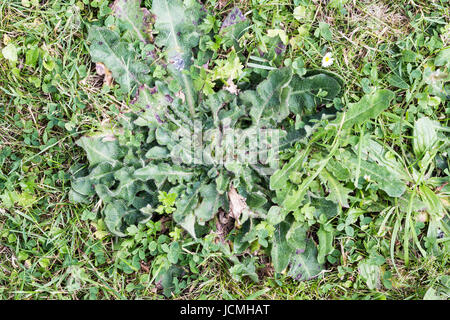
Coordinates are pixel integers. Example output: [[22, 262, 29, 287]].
[[70, 0, 355, 289]]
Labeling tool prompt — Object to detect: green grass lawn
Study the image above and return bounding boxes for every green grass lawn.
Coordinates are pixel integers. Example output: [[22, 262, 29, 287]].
[[0, 0, 449, 300]]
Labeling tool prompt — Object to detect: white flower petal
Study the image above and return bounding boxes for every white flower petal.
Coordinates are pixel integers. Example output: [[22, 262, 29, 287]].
[[321, 52, 334, 67]]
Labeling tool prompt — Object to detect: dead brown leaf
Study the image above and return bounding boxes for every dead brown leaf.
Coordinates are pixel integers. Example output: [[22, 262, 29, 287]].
[[95, 62, 114, 86], [228, 185, 247, 224]]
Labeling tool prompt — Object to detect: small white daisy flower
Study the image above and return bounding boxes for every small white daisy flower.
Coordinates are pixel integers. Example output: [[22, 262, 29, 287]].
[[364, 174, 371, 181], [322, 52, 334, 67]]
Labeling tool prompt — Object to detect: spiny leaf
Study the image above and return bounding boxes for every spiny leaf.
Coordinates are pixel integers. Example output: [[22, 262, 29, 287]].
[[173, 183, 202, 238], [239, 68, 292, 126], [134, 163, 195, 186], [112, 0, 152, 43], [76, 135, 121, 167], [194, 183, 224, 225], [132, 84, 175, 128], [288, 238, 324, 281], [88, 26, 150, 93], [71, 162, 117, 197], [281, 179, 310, 211], [152, 0, 201, 114], [95, 167, 145, 205], [271, 221, 294, 273], [286, 221, 307, 251], [104, 200, 133, 237], [71, 176, 95, 197]]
